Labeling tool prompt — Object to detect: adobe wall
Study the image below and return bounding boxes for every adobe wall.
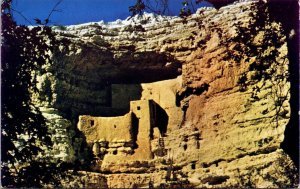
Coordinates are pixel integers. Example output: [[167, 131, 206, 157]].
[[78, 99, 154, 170], [100, 100, 154, 170], [129, 100, 154, 160], [78, 113, 132, 144], [141, 76, 183, 133], [110, 76, 183, 134]]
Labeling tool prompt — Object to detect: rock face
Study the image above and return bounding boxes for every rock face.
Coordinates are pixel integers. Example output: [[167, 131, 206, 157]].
[[35, 0, 298, 188], [40, 107, 75, 162]]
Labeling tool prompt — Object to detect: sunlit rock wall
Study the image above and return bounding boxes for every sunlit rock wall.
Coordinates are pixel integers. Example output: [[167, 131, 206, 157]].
[[35, 0, 298, 188]]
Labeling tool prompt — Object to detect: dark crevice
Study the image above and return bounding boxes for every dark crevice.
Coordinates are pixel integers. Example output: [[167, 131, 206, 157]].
[[131, 113, 139, 149], [152, 101, 169, 136], [183, 144, 187, 151], [202, 175, 230, 185], [267, 0, 300, 169]]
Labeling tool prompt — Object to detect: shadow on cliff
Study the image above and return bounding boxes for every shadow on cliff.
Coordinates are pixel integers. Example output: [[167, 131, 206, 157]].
[[150, 101, 169, 138], [69, 125, 95, 172], [131, 113, 139, 149], [52, 49, 182, 118], [267, 0, 300, 169], [111, 50, 182, 84], [50, 42, 181, 171], [155, 101, 169, 136]]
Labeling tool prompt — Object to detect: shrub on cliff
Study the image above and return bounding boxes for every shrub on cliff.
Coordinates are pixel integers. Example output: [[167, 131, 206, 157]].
[[1, 0, 71, 187]]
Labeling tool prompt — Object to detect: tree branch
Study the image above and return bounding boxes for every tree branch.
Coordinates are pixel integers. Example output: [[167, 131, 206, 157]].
[[45, 0, 63, 25], [11, 8, 33, 25]]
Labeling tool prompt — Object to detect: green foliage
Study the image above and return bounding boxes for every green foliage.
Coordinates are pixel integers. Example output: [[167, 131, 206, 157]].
[[179, 1, 192, 18], [39, 76, 53, 104], [1, 0, 72, 187], [233, 152, 298, 188], [232, 3, 285, 85], [231, 2, 290, 127]]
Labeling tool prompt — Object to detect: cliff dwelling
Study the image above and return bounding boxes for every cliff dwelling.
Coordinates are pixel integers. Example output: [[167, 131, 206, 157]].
[[78, 77, 182, 168], [27, 0, 299, 187]]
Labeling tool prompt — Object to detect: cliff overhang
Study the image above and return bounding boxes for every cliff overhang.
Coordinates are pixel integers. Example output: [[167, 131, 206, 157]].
[[34, 0, 299, 188]]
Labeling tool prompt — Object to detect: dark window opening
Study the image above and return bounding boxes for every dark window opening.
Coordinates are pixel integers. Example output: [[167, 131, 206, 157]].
[[196, 141, 200, 149], [183, 144, 187, 151], [113, 150, 117, 155], [114, 125, 117, 128], [90, 120, 94, 126], [137, 106, 141, 110], [191, 163, 196, 170]]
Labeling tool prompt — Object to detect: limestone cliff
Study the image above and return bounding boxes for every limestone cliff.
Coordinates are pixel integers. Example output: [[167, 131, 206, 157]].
[[35, 0, 298, 188]]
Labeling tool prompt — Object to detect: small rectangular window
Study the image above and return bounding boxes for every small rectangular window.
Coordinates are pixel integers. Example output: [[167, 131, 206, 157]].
[[90, 120, 94, 126], [137, 106, 141, 110]]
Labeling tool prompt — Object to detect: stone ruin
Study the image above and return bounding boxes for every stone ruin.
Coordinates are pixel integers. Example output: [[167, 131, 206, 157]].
[[78, 100, 155, 162], [35, 0, 299, 187], [77, 76, 184, 171]]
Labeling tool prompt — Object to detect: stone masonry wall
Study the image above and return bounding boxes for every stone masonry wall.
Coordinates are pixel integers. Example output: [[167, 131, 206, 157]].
[[78, 113, 132, 143], [36, 0, 298, 188]]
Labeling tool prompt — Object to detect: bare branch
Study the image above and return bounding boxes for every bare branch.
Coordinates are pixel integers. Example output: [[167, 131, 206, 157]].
[[45, 0, 63, 25], [11, 8, 33, 25], [189, 0, 196, 12], [144, 0, 170, 15]]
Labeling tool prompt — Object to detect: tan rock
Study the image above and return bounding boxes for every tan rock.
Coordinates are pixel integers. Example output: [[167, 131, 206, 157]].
[[36, 0, 297, 188]]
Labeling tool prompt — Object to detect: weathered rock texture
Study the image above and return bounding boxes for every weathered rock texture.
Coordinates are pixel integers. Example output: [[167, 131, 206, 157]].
[[35, 0, 298, 188]]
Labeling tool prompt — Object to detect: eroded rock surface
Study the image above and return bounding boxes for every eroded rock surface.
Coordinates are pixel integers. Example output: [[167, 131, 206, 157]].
[[35, 0, 298, 187]]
